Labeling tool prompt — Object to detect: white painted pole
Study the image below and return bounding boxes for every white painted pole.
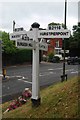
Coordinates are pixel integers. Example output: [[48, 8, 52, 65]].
[[31, 22, 41, 107]]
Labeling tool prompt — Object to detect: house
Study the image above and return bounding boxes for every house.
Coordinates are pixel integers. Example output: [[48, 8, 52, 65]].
[[43, 24, 63, 59]]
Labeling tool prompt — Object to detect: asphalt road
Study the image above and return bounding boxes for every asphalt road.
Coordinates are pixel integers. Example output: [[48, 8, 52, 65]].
[[2, 62, 79, 103]]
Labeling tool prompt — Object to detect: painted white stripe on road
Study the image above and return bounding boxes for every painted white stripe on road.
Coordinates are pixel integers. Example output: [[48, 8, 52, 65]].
[[39, 71, 56, 77], [48, 69, 54, 71], [48, 68, 62, 71], [9, 75, 22, 78], [16, 76, 22, 77], [22, 77, 28, 79], [49, 72, 54, 74], [18, 79, 22, 81], [7, 87, 10, 89], [23, 81, 32, 84], [18, 79, 32, 84], [71, 71, 78, 74], [65, 69, 74, 72], [39, 74, 44, 76]]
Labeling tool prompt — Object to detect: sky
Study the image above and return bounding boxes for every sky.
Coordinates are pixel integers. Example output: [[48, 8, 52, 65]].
[[0, 0, 80, 34]]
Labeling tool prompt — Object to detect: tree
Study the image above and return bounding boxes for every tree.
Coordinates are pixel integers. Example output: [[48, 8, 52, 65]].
[[73, 22, 80, 48], [0, 31, 17, 54], [69, 22, 80, 57]]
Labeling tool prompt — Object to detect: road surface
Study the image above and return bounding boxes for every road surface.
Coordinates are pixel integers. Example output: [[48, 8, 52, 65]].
[[2, 62, 79, 103]]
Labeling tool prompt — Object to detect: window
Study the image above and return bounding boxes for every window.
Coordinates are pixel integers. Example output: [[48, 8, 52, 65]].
[[55, 40, 59, 47]]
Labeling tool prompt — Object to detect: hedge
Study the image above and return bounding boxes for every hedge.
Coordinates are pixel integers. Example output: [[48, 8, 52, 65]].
[[2, 49, 42, 66]]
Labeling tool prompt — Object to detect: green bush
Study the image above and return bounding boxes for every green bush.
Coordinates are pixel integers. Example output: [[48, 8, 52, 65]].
[[15, 49, 32, 64], [48, 52, 54, 61], [2, 49, 32, 65]]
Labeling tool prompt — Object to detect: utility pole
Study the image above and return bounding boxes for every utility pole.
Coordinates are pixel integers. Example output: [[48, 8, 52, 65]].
[[62, 0, 67, 81], [0, 40, 2, 76]]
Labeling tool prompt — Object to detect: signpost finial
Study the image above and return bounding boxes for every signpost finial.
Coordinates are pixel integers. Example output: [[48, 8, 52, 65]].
[[31, 22, 40, 28]]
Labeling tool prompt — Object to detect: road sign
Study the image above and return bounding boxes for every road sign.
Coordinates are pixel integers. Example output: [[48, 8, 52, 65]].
[[9, 31, 33, 41], [16, 39, 48, 51], [39, 42, 48, 51], [38, 29, 70, 38], [9, 22, 71, 107], [10, 29, 70, 41], [16, 40, 34, 49], [14, 27, 24, 32]]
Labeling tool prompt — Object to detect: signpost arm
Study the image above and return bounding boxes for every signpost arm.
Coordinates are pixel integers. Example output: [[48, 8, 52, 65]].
[[31, 22, 41, 107]]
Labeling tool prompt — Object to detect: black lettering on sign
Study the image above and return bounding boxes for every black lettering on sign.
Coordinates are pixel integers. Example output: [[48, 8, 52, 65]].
[[17, 41, 33, 48], [22, 34, 29, 40], [40, 32, 69, 36]]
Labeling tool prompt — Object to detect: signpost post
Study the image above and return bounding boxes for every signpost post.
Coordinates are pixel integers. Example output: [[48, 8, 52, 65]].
[[31, 22, 41, 107], [9, 21, 70, 107]]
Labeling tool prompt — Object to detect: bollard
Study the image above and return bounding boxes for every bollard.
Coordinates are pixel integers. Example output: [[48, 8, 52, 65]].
[[2, 68, 6, 79]]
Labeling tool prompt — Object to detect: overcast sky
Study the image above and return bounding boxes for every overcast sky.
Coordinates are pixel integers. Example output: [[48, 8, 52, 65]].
[[0, 0, 80, 33]]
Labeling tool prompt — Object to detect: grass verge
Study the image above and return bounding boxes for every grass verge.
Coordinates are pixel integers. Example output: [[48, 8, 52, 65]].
[[2, 76, 80, 119]]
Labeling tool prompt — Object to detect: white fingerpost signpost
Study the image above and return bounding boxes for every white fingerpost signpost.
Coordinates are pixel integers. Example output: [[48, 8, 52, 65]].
[[9, 21, 70, 107], [31, 22, 41, 106]]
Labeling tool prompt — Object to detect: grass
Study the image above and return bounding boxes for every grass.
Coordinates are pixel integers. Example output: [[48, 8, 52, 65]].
[[2, 76, 80, 119]]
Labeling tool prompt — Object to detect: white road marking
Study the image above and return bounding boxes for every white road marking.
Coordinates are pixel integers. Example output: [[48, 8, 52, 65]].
[[22, 77, 28, 79], [65, 69, 74, 72], [7, 87, 10, 89], [49, 72, 54, 74], [16, 76, 22, 78], [22, 77, 25, 79], [9, 75, 22, 78], [18, 79, 32, 84], [23, 81, 32, 84], [39, 71, 56, 77], [48, 68, 62, 71], [48, 69, 54, 71], [18, 79, 22, 81], [39, 74, 44, 76], [71, 71, 78, 74]]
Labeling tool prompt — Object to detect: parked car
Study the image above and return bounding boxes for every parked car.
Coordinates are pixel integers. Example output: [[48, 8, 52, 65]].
[[67, 57, 80, 65], [48, 56, 60, 63]]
